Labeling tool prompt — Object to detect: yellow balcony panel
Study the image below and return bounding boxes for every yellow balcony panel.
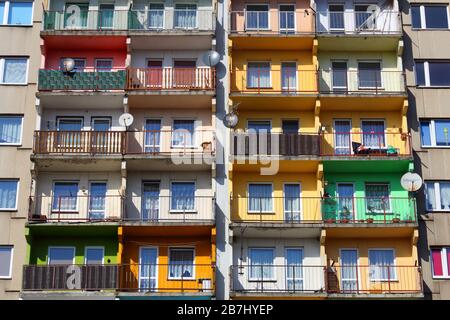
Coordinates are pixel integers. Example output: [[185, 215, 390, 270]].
[[317, 36, 401, 52], [231, 36, 315, 51], [319, 96, 407, 112], [231, 159, 320, 173], [230, 95, 317, 111]]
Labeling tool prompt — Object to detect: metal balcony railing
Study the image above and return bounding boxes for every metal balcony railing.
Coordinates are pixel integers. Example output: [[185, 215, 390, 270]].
[[316, 10, 401, 35], [320, 131, 412, 157], [127, 67, 216, 90]]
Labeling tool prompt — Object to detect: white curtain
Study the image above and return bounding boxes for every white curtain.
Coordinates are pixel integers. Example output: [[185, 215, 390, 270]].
[[248, 184, 272, 212], [286, 249, 303, 291], [3, 58, 27, 84], [284, 184, 301, 221], [148, 4, 164, 29], [425, 182, 436, 210], [172, 120, 194, 147], [52, 183, 78, 211], [0, 181, 17, 209], [174, 5, 197, 28], [89, 183, 106, 219], [0, 117, 22, 144], [247, 62, 270, 88], [340, 249, 358, 292], [334, 120, 351, 154], [145, 120, 161, 152], [171, 182, 195, 211], [362, 121, 385, 148], [281, 63, 296, 90], [142, 183, 159, 220], [169, 250, 194, 279], [99, 8, 114, 28], [439, 182, 450, 210], [365, 184, 390, 212], [249, 249, 274, 280], [139, 248, 157, 290], [369, 250, 396, 280]]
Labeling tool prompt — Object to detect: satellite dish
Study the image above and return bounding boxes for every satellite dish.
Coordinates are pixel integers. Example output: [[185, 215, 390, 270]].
[[224, 112, 239, 128], [118, 113, 134, 128], [62, 58, 75, 72], [401, 172, 423, 192], [203, 50, 220, 67]]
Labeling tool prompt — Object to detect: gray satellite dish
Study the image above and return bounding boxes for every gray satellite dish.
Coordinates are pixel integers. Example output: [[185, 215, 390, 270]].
[[118, 113, 134, 128], [224, 112, 239, 128], [203, 50, 220, 67], [401, 172, 423, 192], [63, 58, 75, 72]]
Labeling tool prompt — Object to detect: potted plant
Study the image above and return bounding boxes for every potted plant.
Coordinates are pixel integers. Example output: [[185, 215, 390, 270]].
[[366, 217, 374, 223], [392, 214, 401, 223], [325, 217, 336, 223], [340, 207, 351, 223]]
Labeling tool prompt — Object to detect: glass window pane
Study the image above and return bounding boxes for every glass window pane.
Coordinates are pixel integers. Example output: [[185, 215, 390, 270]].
[[48, 247, 74, 265], [249, 248, 274, 280], [420, 121, 432, 146], [171, 182, 195, 211], [425, 182, 437, 210], [411, 6, 422, 28], [142, 182, 160, 220], [172, 119, 194, 147], [99, 4, 114, 29], [92, 119, 110, 131], [424, 6, 448, 29], [246, 5, 269, 29], [438, 182, 450, 210], [95, 59, 112, 72], [332, 61, 348, 89], [58, 119, 83, 131], [0, 116, 22, 144], [148, 3, 164, 28], [145, 119, 161, 152], [89, 183, 106, 219], [281, 62, 296, 90], [8, 2, 33, 25], [52, 182, 78, 211], [361, 120, 385, 148], [247, 120, 271, 133], [434, 120, 450, 146], [169, 249, 194, 279], [369, 249, 396, 280], [0, 247, 13, 277], [279, 5, 295, 31], [174, 4, 196, 28], [248, 183, 272, 212], [2, 58, 27, 83], [365, 184, 390, 212], [334, 120, 351, 155], [284, 184, 301, 221], [282, 120, 299, 134], [247, 62, 271, 88], [0, 180, 18, 209], [429, 62, 450, 86], [0, 2, 5, 25], [358, 62, 381, 88], [85, 248, 104, 265], [415, 61, 425, 86], [431, 249, 443, 276]]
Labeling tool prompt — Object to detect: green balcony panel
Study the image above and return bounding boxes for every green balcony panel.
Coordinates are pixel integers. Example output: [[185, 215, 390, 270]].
[[38, 70, 126, 91]]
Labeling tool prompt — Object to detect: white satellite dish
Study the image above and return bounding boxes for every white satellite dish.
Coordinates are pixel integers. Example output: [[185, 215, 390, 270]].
[[401, 172, 423, 192], [203, 50, 220, 67], [62, 58, 75, 72], [224, 112, 239, 128], [118, 113, 134, 128]]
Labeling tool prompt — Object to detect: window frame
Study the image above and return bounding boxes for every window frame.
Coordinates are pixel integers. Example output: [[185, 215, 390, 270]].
[[0, 56, 29, 85], [171, 119, 197, 149], [148, 3, 165, 29], [169, 180, 196, 213], [283, 182, 302, 220], [360, 118, 387, 149], [174, 3, 198, 29], [364, 182, 392, 214], [425, 181, 450, 212], [0, 1, 34, 26], [168, 247, 195, 280], [248, 247, 276, 281], [246, 119, 272, 133], [245, 4, 270, 30], [0, 179, 19, 211], [0, 246, 13, 279], [47, 246, 76, 265], [411, 4, 450, 30], [0, 115, 23, 146], [246, 61, 272, 89], [431, 247, 450, 279], [278, 4, 296, 33], [51, 180, 80, 213], [94, 58, 113, 72], [415, 60, 450, 87], [357, 60, 383, 89], [420, 119, 450, 147], [280, 61, 298, 91], [338, 248, 361, 291], [247, 182, 274, 213], [56, 116, 84, 131], [368, 248, 397, 282], [138, 246, 159, 290], [84, 246, 105, 265]]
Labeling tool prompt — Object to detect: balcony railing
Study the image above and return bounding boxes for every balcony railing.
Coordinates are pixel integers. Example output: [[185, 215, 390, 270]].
[[232, 68, 317, 94], [326, 265, 422, 294], [33, 131, 125, 155], [230, 10, 315, 34], [230, 265, 325, 294], [23, 264, 215, 293], [38, 68, 126, 91], [127, 67, 215, 91], [320, 132, 412, 157], [322, 197, 417, 223], [128, 9, 215, 31], [318, 69, 406, 94], [231, 132, 320, 157], [231, 196, 322, 223], [316, 10, 401, 35], [125, 130, 215, 155]]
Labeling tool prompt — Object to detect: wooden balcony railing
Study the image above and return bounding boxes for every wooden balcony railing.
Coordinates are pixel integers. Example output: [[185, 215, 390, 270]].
[[126, 67, 216, 90]]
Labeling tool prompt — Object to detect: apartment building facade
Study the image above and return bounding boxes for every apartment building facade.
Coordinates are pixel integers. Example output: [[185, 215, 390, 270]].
[[0, 0, 41, 299], [402, 0, 450, 300]]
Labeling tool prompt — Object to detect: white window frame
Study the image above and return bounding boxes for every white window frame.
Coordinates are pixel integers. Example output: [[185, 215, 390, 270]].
[[368, 248, 397, 281], [0, 179, 19, 211], [0, 57, 29, 85], [147, 3, 165, 30], [246, 119, 272, 133], [0, 1, 34, 26], [245, 4, 270, 30], [141, 180, 161, 220], [169, 180, 196, 213], [331, 59, 349, 90], [56, 117, 84, 131], [280, 61, 298, 91], [247, 182, 274, 213], [415, 60, 450, 88], [168, 247, 195, 280], [431, 247, 450, 279], [0, 115, 23, 146], [246, 61, 272, 89], [333, 118, 353, 155], [138, 246, 159, 291], [339, 248, 361, 291], [283, 182, 302, 220], [360, 119, 387, 149], [88, 181, 107, 219], [51, 181, 80, 213], [171, 119, 197, 149], [278, 4, 296, 33], [357, 60, 383, 90], [336, 182, 356, 219], [47, 246, 76, 265], [364, 182, 392, 214], [248, 247, 275, 281], [284, 247, 304, 290], [420, 119, 450, 147], [143, 118, 162, 152], [328, 3, 345, 32], [0, 246, 13, 279], [84, 246, 105, 265], [174, 3, 198, 29], [412, 4, 450, 30], [91, 117, 111, 131], [425, 181, 450, 212]]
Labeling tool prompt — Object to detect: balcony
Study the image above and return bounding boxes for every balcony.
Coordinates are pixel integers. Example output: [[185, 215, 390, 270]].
[[231, 132, 320, 158], [320, 132, 412, 158], [126, 67, 215, 91], [38, 69, 126, 91], [322, 197, 417, 224], [230, 265, 326, 297], [326, 265, 422, 297], [22, 264, 215, 294], [28, 195, 215, 224], [318, 70, 406, 95]]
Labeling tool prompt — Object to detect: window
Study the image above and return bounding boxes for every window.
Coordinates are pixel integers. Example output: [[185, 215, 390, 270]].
[[420, 119, 450, 147], [249, 248, 274, 280], [358, 62, 381, 88], [139, 247, 157, 290], [95, 59, 112, 72], [431, 247, 450, 278], [279, 5, 295, 33], [0, 57, 28, 84], [0, 116, 22, 145], [172, 119, 195, 148], [411, 5, 449, 29], [284, 184, 301, 222], [282, 120, 299, 134], [247, 62, 271, 88], [368, 249, 396, 281], [144, 119, 161, 153], [168, 248, 194, 279], [415, 61, 450, 87], [52, 182, 79, 212], [340, 249, 358, 292], [365, 183, 391, 213], [91, 117, 110, 131], [332, 61, 348, 91], [425, 181, 450, 211], [170, 181, 195, 211], [355, 4, 377, 30], [89, 182, 106, 220], [0, 1, 33, 25], [142, 182, 160, 221], [246, 4, 269, 30], [48, 247, 75, 265], [334, 119, 351, 155], [0, 246, 13, 278], [281, 62, 297, 91], [60, 58, 85, 72], [247, 120, 271, 133], [328, 4, 344, 31], [174, 4, 197, 28], [85, 247, 104, 265], [57, 118, 83, 131], [98, 4, 114, 29], [64, 3, 88, 28], [148, 3, 164, 29], [286, 248, 303, 291], [248, 183, 273, 212], [0, 180, 18, 210], [361, 120, 385, 148]]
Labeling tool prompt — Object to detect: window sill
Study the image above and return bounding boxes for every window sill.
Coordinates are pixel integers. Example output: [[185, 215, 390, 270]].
[[168, 277, 195, 281], [169, 210, 197, 214], [432, 276, 450, 280], [0, 24, 33, 28], [248, 279, 277, 282], [411, 28, 450, 31], [0, 277, 12, 280], [248, 211, 275, 215], [370, 279, 399, 282], [0, 83, 28, 86], [0, 144, 22, 147], [0, 209, 18, 212]]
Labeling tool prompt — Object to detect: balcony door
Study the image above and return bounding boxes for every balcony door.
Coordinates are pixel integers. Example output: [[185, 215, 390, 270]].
[[139, 247, 158, 292], [98, 4, 114, 29], [337, 183, 355, 220], [91, 117, 111, 153], [281, 62, 297, 91], [246, 4, 269, 30], [333, 119, 352, 155], [328, 4, 344, 32], [144, 119, 161, 153], [174, 4, 197, 29], [142, 182, 160, 221], [247, 62, 271, 88], [285, 248, 303, 292], [358, 61, 382, 89], [147, 60, 163, 88], [173, 60, 196, 88], [89, 182, 107, 220], [279, 5, 295, 33], [52, 181, 79, 213], [284, 183, 301, 222], [148, 3, 164, 29], [361, 120, 385, 149], [56, 118, 83, 151], [340, 249, 359, 292], [332, 61, 348, 92]]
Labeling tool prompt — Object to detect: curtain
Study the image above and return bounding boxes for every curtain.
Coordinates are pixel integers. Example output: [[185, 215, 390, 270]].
[[431, 249, 443, 276], [171, 182, 195, 211], [52, 182, 78, 211], [249, 249, 274, 280], [172, 120, 195, 147], [169, 250, 194, 279], [3, 58, 27, 83], [337, 184, 354, 219], [281, 63, 296, 90], [247, 62, 270, 88], [0, 117, 22, 144], [140, 248, 157, 290], [279, 6, 294, 31], [142, 183, 159, 220], [99, 6, 114, 29], [7, 2, 33, 25], [286, 249, 303, 291], [334, 120, 351, 155], [284, 184, 301, 221], [439, 182, 450, 210], [0, 181, 18, 209], [148, 4, 164, 29], [434, 121, 450, 146], [145, 120, 161, 153], [89, 183, 106, 219], [426, 182, 436, 210], [174, 5, 196, 28], [365, 184, 390, 212], [362, 121, 385, 148], [248, 184, 272, 212], [340, 249, 358, 292], [369, 250, 396, 280]]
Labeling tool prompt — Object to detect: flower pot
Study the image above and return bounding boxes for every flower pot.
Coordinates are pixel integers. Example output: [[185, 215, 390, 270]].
[[325, 219, 336, 223], [366, 218, 374, 223], [392, 218, 400, 223], [341, 219, 350, 223]]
